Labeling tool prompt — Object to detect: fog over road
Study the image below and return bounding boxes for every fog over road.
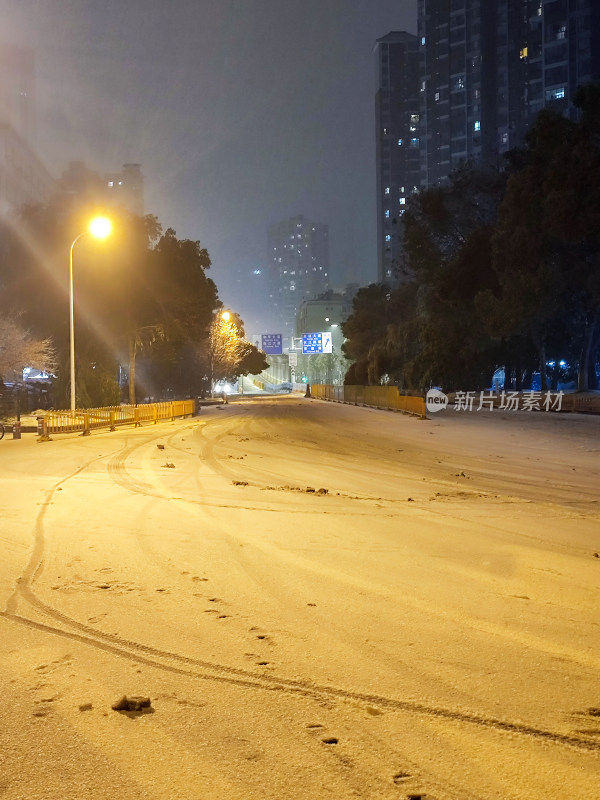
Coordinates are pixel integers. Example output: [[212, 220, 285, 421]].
[[1, 396, 599, 799]]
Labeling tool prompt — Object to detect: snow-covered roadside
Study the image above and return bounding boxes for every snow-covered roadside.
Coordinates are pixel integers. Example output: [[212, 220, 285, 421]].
[[0, 399, 598, 799]]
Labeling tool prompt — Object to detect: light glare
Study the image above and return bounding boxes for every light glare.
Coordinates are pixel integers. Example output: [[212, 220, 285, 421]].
[[88, 216, 112, 239]]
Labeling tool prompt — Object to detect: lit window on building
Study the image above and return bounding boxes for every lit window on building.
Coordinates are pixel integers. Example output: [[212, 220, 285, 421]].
[[410, 138, 419, 147], [520, 46, 528, 59], [399, 197, 406, 205], [421, 36, 426, 46], [474, 120, 481, 131], [435, 91, 440, 101], [398, 138, 403, 146], [384, 187, 390, 195], [385, 234, 391, 242], [385, 210, 390, 218]]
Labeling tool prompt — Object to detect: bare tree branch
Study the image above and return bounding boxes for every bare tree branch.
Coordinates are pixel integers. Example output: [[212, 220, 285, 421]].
[[0, 317, 57, 381]]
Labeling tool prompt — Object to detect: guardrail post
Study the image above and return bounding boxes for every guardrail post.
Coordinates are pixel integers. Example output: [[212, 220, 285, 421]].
[[109, 410, 116, 431], [153, 405, 158, 424], [83, 413, 91, 436], [36, 415, 51, 442], [134, 408, 141, 427]]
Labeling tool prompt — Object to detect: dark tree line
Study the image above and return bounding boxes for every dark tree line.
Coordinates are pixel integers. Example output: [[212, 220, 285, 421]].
[[0, 197, 266, 407], [343, 85, 600, 393]]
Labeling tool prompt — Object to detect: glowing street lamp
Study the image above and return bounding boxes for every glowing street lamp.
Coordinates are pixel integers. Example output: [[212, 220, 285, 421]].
[[69, 216, 112, 411]]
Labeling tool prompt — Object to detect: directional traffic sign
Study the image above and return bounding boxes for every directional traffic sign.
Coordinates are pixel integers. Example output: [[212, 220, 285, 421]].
[[261, 333, 283, 355], [301, 332, 333, 354]]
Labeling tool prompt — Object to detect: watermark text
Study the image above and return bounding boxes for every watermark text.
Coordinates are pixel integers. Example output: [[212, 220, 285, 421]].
[[426, 389, 564, 414]]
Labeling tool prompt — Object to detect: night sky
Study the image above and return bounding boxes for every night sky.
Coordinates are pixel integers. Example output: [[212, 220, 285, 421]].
[[5, 0, 417, 330]]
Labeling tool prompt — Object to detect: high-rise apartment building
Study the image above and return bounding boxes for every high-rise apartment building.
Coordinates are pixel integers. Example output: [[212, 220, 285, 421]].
[[374, 32, 420, 285], [417, 0, 600, 185], [105, 163, 145, 216], [267, 215, 329, 337], [0, 45, 55, 216], [375, 1, 599, 282], [59, 161, 145, 217], [418, 0, 492, 185], [0, 44, 35, 142]]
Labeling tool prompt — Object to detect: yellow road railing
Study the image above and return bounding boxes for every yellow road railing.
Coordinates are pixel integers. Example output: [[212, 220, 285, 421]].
[[309, 385, 426, 418], [560, 394, 600, 414], [38, 400, 196, 438]]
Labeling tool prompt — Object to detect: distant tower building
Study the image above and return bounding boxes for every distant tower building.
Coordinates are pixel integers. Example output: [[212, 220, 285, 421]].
[[0, 45, 54, 215], [60, 160, 104, 201], [296, 290, 352, 354], [0, 127, 55, 215], [418, 0, 495, 185], [374, 31, 420, 285], [58, 161, 145, 218], [417, 0, 600, 186], [105, 163, 144, 215], [0, 44, 35, 142], [267, 215, 329, 337]]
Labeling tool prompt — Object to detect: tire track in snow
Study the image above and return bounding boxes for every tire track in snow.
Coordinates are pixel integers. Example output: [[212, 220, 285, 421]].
[[4, 450, 113, 615], [3, 594, 599, 752], [3, 604, 600, 752]]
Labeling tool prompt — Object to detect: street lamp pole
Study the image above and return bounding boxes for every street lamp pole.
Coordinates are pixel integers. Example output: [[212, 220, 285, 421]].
[[69, 217, 112, 412], [69, 232, 86, 412]]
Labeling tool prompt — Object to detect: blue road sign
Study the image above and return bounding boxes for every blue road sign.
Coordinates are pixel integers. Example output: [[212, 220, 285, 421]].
[[301, 332, 333, 354], [261, 333, 283, 355]]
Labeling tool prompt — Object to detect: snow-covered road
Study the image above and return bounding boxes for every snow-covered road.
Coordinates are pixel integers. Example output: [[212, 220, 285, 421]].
[[1, 396, 599, 799]]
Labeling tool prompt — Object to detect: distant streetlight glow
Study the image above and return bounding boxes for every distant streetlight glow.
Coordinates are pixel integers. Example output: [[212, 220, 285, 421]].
[[69, 216, 113, 411], [221, 310, 231, 321], [88, 215, 112, 239]]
